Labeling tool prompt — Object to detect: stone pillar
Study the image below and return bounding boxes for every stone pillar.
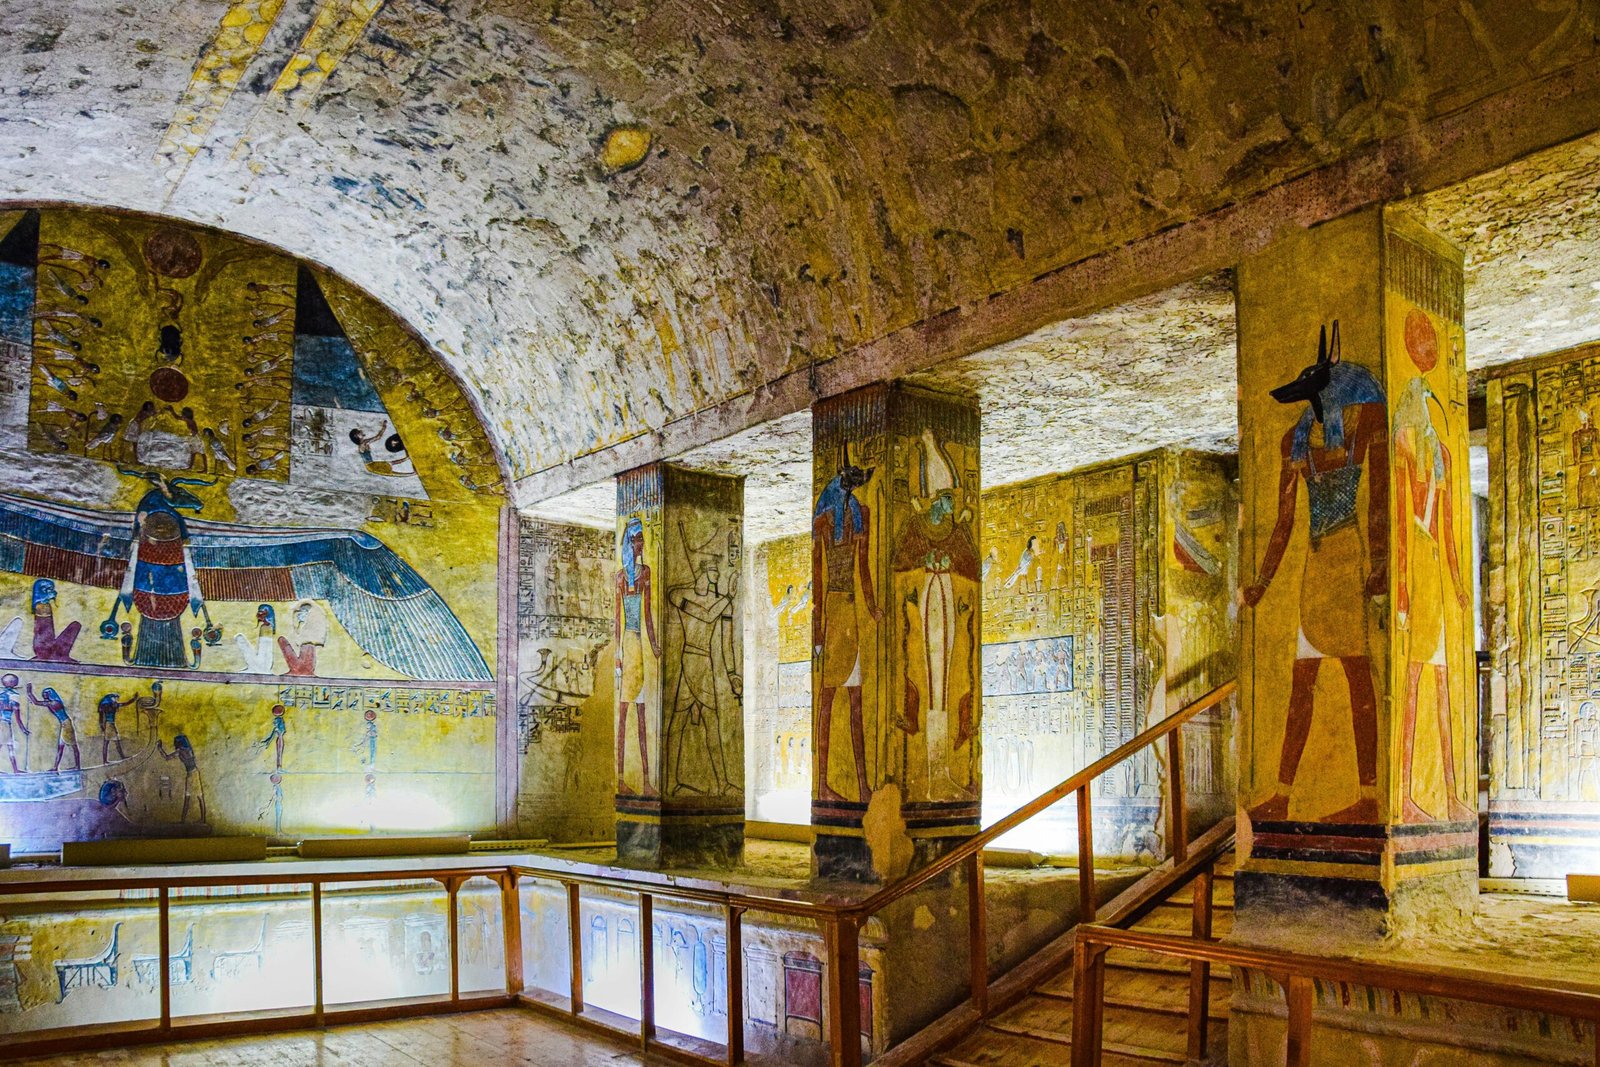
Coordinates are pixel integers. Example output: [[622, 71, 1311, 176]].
[[1235, 207, 1476, 938], [810, 382, 982, 881], [614, 462, 746, 867]]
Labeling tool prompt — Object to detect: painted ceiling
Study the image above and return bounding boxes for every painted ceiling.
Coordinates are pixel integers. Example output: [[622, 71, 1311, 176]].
[[1, 1, 1595, 503]]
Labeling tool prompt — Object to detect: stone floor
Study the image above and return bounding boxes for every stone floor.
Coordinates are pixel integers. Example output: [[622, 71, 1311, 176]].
[[13, 1009, 677, 1067], [1386, 889, 1600, 984]]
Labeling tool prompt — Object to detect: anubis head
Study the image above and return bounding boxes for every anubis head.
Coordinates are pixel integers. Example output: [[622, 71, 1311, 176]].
[[1269, 321, 1340, 424]]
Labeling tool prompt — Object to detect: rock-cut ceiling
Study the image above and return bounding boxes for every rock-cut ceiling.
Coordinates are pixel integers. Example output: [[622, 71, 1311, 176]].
[[0, 1, 1597, 497]]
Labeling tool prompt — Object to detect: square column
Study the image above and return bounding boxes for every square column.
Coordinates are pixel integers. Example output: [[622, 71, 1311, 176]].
[[614, 463, 746, 867], [1235, 207, 1476, 938], [811, 382, 982, 881]]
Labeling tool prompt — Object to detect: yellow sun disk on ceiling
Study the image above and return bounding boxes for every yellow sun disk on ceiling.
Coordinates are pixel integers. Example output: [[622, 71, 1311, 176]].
[[599, 126, 652, 172]]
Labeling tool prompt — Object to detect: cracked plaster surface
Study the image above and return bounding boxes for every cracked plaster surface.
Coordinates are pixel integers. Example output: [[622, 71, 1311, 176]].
[[3, 1, 1597, 495]]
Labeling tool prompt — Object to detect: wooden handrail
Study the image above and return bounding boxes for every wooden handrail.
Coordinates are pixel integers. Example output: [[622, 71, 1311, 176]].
[[849, 679, 1237, 920], [0, 679, 1240, 1067], [1071, 925, 1600, 1067]]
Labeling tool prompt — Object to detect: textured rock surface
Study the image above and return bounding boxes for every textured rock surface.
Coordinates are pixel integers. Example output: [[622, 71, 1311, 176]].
[[3, 1, 1597, 491], [1409, 132, 1600, 368]]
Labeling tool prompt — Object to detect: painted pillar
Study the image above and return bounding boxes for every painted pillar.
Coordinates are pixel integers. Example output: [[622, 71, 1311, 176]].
[[811, 382, 982, 881], [614, 463, 746, 867], [1235, 207, 1476, 938]]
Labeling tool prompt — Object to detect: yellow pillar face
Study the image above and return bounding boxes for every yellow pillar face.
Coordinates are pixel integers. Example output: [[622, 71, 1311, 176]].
[[1235, 208, 1475, 935], [810, 382, 981, 881], [613, 463, 746, 867]]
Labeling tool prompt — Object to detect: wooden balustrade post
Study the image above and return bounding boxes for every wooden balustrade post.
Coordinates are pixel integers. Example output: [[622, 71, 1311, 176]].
[[566, 881, 584, 1015], [640, 893, 655, 1051], [446, 876, 462, 1003], [157, 886, 171, 1031], [1076, 785, 1096, 924], [1187, 862, 1215, 1062], [725, 905, 745, 1066], [1165, 728, 1188, 863], [311, 881, 325, 1026], [1070, 940, 1106, 1067], [967, 851, 988, 1017], [824, 915, 863, 1067], [1285, 974, 1314, 1067], [501, 872, 524, 995]]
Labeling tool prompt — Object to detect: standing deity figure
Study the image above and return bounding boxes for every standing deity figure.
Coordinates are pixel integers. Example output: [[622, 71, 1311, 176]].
[[114, 474, 211, 669], [158, 728, 206, 822], [813, 460, 881, 803], [96, 691, 138, 763], [615, 517, 660, 796], [666, 552, 741, 795], [1393, 310, 1472, 823], [1571, 701, 1600, 801], [256, 703, 288, 769], [0, 673, 28, 773], [28, 683, 80, 772], [894, 429, 979, 795], [1241, 323, 1388, 823]]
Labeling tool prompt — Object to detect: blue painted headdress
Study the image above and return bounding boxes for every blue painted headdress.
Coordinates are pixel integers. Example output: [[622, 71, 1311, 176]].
[[31, 578, 56, 609], [1289, 362, 1385, 463], [815, 472, 867, 545], [1276, 323, 1385, 464], [621, 516, 645, 584]]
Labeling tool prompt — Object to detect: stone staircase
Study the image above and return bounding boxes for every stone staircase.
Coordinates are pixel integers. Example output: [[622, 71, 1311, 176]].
[[930, 852, 1235, 1067]]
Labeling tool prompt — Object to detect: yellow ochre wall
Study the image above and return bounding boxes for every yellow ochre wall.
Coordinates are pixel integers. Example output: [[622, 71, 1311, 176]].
[[746, 447, 1235, 857], [0, 206, 509, 852]]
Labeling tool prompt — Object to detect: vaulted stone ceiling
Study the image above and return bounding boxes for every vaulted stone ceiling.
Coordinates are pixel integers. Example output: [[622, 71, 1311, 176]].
[[1, 1, 1597, 499]]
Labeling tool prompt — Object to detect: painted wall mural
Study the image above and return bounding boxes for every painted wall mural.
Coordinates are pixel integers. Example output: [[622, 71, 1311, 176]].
[[613, 464, 745, 865], [1488, 341, 1600, 877], [0, 879, 506, 1035], [746, 535, 813, 824], [1387, 238, 1474, 832], [810, 384, 982, 881], [513, 518, 615, 842], [0, 207, 506, 851], [517, 879, 884, 1064], [659, 470, 744, 806], [1236, 209, 1475, 919], [614, 466, 664, 808], [981, 451, 1235, 857], [742, 449, 1235, 855]]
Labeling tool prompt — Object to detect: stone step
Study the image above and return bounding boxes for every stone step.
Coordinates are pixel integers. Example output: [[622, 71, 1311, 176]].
[[932, 1025, 1188, 1066], [1034, 963, 1231, 1019], [990, 991, 1227, 1060]]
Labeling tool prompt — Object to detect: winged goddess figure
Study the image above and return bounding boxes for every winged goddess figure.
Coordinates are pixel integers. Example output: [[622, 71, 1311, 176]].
[[0, 469, 490, 681]]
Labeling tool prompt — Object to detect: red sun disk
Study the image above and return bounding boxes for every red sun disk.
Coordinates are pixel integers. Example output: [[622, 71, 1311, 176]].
[[149, 366, 190, 403]]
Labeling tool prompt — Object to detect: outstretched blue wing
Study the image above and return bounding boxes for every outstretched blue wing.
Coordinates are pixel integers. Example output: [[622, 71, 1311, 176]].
[[186, 523, 492, 681], [0, 492, 132, 589], [0, 491, 490, 682]]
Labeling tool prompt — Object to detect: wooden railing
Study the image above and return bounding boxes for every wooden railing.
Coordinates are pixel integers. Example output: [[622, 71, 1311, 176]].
[[1070, 921, 1600, 1067], [821, 679, 1238, 1067], [0, 679, 1237, 1066]]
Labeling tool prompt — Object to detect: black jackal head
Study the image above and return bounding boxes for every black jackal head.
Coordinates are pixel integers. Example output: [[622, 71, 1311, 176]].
[[1269, 321, 1340, 424]]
